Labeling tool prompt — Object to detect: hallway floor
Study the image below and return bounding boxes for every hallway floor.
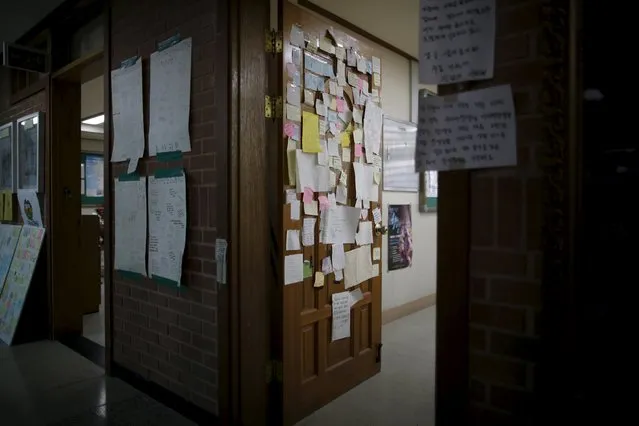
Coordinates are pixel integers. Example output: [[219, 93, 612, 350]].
[[297, 306, 436, 426], [0, 341, 196, 425]]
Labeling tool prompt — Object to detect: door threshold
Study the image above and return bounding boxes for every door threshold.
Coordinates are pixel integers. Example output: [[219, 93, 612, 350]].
[[58, 333, 105, 368]]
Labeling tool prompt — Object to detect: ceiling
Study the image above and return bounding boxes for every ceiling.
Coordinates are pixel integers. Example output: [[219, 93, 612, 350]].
[[0, 0, 66, 44]]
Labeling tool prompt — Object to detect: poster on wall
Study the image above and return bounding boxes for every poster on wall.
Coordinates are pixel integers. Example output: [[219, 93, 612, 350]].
[[387, 204, 413, 271], [84, 154, 104, 198], [17, 190, 43, 227], [0, 224, 22, 295]]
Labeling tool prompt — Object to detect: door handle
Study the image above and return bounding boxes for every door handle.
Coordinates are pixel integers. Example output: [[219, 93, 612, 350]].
[[375, 224, 387, 235]]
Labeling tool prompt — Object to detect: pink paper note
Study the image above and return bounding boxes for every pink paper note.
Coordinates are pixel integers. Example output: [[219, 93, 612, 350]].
[[303, 187, 314, 204], [284, 122, 296, 137], [318, 195, 330, 211], [354, 144, 363, 157], [336, 98, 345, 113]]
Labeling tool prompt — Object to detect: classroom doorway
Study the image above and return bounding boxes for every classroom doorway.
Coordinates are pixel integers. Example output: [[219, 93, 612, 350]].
[[49, 18, 107, 367]]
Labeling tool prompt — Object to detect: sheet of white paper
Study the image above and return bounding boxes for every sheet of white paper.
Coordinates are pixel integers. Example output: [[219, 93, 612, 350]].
[[114, 177, 147, 276], [290, 25, 305, 47], [290, 200, 301, 220], [416, 85, 516, 172], [349, 288, 364, 307], [331, 292, 351, 341], [332, 243, 346, 270], [147, 174, 187, 285], [344, 245, 373, 289], [364, 100, 383, 155], [296, 150, 330, 192], [149, 38, 192, 155], [352, 162, 375, 201], [373, 247, 381, 261], [318, 140, 329, 166], [320, 206, 361, 244], [334, 268, 344, 281], [17, 190, 43, 227], [285, 254, 303, 285], [302, 218, 316, 246], [286, 230, 301, 251], [287, 84, 301, 106], [304, 200, 319, 216], [372, 56, 381, 74], [127, 157, 139, 174], [287, 104, 301, 121], [427, 171, 439, 197], [322, 256, 333, 274], [336, 184, 348, 205], [111, 58, 145, 163], [353, 108, 363, 124], [355, 221, 374, 246], [372, 263, 379, 277], [419, 0, 495, 84], [328, 140, 340, 156], [286, 189, 297, 203]]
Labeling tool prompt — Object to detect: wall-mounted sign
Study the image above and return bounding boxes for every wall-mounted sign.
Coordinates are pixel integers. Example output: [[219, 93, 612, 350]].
[[0, 122, 15, 192], [382, 117, 419, 192], [16, 112, 43, 192], [1, 42, 49, 74]]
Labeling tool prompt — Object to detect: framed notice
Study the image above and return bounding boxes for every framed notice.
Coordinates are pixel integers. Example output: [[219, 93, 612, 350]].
[[16, 112, 43, 192], [382, 117, 419, 192], [0, 122, 15, 192], [81, 153, 104, 205]]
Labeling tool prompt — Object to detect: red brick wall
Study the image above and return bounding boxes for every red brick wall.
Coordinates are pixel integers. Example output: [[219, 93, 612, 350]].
[[467, 0, 542, 423], [110, 0, 227, 414]]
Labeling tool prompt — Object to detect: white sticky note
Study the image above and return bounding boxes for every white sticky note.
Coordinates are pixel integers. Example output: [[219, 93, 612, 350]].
[[287, 85, 301, 106], [304, 200, 319, 216], [332, 243, 346, 270], [285, 254, 303, 285], [328, 139, 340, 156], [316, 100, 327, 117], [286, 230, 301, 251], [303, 218, 316, 246], [322, 256, 333, 274], [290, 25, 305, 47], [372, 263, 379, 277], [342, 147, 351, 162], [286, 104, 301, 121], [373, 247, 381, 261], [334, 268, 344, 281], [353, 108, 363, 124], [372, 207, 382, 224], [372, 56, 381, 74]]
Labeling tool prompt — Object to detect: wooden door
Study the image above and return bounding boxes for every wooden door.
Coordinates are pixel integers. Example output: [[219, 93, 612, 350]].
[[281, 3, 384, 424]]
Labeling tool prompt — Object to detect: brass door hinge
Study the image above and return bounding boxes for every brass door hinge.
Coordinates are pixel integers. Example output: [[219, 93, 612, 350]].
[[265, 29, 283, 54], [265, 360, 283, 383], [264, 95, 283, 119]]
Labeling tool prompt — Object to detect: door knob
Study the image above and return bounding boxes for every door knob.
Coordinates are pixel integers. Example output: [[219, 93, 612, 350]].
[[375, 224, 388, 235]]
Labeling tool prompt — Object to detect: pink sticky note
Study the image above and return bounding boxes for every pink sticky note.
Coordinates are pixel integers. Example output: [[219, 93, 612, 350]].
[[318, 195, 330, 211], [284, 122, 295, 137], [354, 144, 363, 157], [303, 187, 314, 204], [357, 79, 364, 90], [336, 98, 345, 113]]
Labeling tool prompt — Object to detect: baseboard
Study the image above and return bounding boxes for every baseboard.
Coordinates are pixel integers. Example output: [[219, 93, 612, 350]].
[[111, 362, 220, 426], [58, 333, 105, 368], [382, 293, 436, 325]]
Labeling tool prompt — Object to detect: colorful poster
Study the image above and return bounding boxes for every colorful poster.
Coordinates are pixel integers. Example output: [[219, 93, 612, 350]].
[[387, 204, 413, 271], [0, 226, 45, 344], [17, 189, 43, 227], [0, 224, 22, 296]]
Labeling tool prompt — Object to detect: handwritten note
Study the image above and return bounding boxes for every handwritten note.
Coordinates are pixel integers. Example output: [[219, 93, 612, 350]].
[[331, 292, 351, 341], [148, 173, 187, 285], [344, 245, 373, 289], [415, 85, 516, 172], [149, 38, 192, 155], [314, 271, 325, 288], [111, 58, 145, 166], [114, 177, 148, 276], [285, 254, 303, 285], [320, 206, 361, 244], [419, 0, 495, 84], [302, 218, 316, 246], [332, 243, 346, 270]]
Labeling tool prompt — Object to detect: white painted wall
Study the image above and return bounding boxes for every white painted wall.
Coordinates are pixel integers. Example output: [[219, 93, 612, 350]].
[[295, 0, 438, 311]]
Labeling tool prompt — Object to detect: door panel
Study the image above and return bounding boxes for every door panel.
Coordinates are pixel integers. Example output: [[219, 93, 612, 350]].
[[281, 3, 384, 424]]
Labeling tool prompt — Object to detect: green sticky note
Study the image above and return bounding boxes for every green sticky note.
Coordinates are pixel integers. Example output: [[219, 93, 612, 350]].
[[303, 260, 313, 279]]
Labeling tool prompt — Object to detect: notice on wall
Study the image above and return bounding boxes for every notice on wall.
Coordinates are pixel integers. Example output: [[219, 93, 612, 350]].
[[149, 38, 192, 155], [415, 85, 517, 172], [0, 225, 22, 296], [419, 0, 495, 84], [319, 205, 360, 245], [114, 177, 148, 277], [17, 190, 43, 227], [148, 173, 187, 286], [0, 226, 45, 345], [388, 204, 413, 271], [363, 100, 383, 158], [1, 190, 13, 221], [331, 291, 351, 341], [111, 57, 145, 172]]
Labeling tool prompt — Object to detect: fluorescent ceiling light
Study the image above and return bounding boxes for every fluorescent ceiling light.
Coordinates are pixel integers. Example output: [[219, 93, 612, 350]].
[[82, 114, 104, 125]]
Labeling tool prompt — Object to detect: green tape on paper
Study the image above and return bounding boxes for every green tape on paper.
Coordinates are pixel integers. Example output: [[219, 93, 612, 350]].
[[120, 55, 139, 69], [153, 274, 180, 287], [154, 168, 184, 179], [118, 172, 140, 182], [156, 150, 183, 162], [157, 34, 181, 51], [426, 197, 438, 208], [303, 260, 313, 279], [117, 270, 145, 281]]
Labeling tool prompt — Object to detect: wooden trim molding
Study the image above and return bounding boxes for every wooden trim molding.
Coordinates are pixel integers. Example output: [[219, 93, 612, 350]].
[[381, 294, 436, 325], [296, 0, 418, 62]]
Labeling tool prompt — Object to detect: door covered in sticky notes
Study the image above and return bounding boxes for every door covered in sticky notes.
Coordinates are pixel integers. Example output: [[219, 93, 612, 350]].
[[280, 3, 385, 424]]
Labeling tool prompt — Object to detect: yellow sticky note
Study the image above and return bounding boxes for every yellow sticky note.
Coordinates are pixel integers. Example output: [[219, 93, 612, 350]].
[[330, 98, 337, 111], [340, 132, 351, 148], [302, 111, 322, 153], [314, 272, 325, 288], [0, 192, 4, 221], [1, 191, 11, 221]]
